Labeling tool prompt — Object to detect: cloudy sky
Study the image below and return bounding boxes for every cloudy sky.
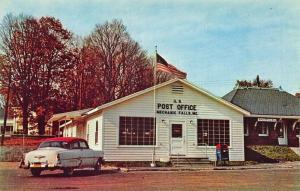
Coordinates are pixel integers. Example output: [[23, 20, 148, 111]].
[[1, 0, 300, 96]]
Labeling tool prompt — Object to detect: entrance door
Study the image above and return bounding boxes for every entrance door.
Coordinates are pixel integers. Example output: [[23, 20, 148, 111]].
[[170, 123, 185, 155], [278, 124, 288, 145]]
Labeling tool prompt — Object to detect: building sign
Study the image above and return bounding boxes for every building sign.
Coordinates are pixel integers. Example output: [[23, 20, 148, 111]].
[[257, 118, 277, 122], [156, 99, 198, 115]]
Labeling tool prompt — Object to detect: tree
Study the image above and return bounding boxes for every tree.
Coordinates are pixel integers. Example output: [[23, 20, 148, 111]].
[[235, 75, 273, 88], [0, 14, 75, 135], [60, 20, 153, 110]]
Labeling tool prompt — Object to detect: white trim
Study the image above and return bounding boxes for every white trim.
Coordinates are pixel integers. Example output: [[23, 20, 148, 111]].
[[258, 125, 269, 136], [169, 120, 186, 156], [258, 134, 269, 137], [250, 114, 300, 119], [84, 79, 250, 117], [117, 116, 157, 147], [196, 118, 232, 148], [117, 145, 160, 148]]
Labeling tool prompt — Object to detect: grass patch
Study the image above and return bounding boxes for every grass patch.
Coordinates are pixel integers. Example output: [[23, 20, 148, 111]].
[[248, 145, 300, 162]]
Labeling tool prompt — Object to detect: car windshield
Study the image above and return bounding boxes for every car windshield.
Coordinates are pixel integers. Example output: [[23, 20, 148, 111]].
[[39, 141, 70, 149]]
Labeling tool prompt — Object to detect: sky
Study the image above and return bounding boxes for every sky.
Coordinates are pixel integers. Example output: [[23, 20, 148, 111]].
[[0, 0, 300, 96]]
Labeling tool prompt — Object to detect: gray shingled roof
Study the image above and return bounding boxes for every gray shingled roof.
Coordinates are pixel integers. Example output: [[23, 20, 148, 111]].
[[223, 88, 300, 116]]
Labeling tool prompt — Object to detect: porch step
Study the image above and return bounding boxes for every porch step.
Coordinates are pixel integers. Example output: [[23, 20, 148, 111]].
[[170, 157, 213, 167], [290, 147, 300, 156]]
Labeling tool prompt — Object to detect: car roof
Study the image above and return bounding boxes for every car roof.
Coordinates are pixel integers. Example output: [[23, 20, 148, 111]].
[[43, 137, 86, 143]]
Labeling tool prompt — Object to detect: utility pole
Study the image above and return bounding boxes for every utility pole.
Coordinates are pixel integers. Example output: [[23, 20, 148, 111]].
[[1, 66, 12, 146]]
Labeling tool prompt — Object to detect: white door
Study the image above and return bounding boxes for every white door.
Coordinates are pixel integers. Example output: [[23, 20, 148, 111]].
[[278, 125, 288, 145], [170, 123, 185, 155]]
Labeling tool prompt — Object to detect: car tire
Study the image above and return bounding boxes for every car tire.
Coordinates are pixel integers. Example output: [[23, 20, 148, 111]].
[[94, 158, 102, 175], [63, 168, 74, 177], [30, 168, 42, 177]]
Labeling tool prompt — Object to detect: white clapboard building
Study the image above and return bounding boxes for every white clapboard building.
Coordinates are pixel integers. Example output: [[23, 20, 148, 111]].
[[50, 79, 250, 162]]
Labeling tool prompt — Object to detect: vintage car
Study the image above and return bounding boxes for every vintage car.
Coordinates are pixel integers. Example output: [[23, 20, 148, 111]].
[[20, 137, 104, 177]]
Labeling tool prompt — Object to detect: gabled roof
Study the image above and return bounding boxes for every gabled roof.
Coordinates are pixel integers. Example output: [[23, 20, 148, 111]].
[[48, 108, 93, 122], [223, 87, 300, 116], [85, 78, 250, 116]]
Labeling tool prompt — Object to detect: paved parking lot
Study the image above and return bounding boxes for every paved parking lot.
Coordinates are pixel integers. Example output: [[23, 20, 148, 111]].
[[1, 162, 300, 191]]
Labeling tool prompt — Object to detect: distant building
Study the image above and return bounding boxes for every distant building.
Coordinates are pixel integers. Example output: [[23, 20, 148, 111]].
[[0, 108, 16, 136], [223, 87, 300, 147]]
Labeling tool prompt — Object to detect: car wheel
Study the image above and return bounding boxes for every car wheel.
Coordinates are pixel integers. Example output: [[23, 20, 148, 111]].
[[30, 168, 42, 177], [63, 168, 74, 177], [94, 158, 102, 175]]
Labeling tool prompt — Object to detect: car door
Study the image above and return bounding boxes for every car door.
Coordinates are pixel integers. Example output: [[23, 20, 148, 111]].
[[79, 140, 97, 167], [66, 141, 82, 167]]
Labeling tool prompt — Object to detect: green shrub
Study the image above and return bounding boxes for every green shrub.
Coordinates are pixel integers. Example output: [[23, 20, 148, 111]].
[[248, 145, 300, 161]]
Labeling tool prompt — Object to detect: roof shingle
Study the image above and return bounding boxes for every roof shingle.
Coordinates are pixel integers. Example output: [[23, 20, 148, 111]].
[[223, 88, 300, 116]]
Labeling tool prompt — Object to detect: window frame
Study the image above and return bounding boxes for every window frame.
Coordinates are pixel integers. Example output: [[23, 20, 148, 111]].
[[118, 116, 156, 146], [197, 119, 231, 147], [244, 123, 249, 136], [95, 121, 99, 144], [79, 140, 89, 149], [258, 123, 269, 137], [295, 124, 300, 138]]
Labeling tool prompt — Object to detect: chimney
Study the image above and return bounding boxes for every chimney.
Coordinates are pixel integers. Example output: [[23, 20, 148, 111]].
[[296, 93, 300, 98]]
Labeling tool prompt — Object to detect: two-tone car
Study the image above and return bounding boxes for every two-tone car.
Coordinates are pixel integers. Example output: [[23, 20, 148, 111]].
[[20, 137, 104, 177]]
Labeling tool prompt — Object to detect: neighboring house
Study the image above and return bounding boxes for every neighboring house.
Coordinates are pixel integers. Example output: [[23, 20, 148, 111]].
[[49, 108, 93, 137], [0, 108, 16, 136], [223, 87, 300, 147], [49, 79, 250, 162]]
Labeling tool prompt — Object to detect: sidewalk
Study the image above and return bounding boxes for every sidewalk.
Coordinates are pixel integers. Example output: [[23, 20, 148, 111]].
[[1, 161, 300, 172], [121, 161, 300, 172]]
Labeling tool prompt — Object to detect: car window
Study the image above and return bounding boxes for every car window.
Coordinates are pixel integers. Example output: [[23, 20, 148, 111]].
[[70, 141, 80, 149], [79, 141, 89, 149], [39, 141, 69, 149]]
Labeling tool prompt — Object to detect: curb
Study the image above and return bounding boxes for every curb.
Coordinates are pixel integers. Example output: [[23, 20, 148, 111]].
[[122, 165, 294, 172]]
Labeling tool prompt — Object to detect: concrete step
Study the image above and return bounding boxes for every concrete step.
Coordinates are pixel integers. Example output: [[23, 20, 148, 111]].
[[170, 157, 213, 167]]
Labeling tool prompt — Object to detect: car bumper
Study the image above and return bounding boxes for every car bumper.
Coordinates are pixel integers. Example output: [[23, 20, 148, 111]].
[[20, 160, 61, 170]]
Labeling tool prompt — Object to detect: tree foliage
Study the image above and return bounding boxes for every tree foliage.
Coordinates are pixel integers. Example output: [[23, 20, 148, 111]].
[[235, 75, 273, 88], [60, 20, 154, 110], [0, 14, 75, 134], [0, 16, 174, 135]]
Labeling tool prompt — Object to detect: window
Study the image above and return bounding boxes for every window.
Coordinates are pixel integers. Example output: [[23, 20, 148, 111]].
[[79, 140, 89, 149], [258, 123, 269, 136], [295, 124, 300, 137], [197, 119, 230, 146], [95, 121, 99, 144], [70, 141, 80, 149], [172, 124, 182, 138], [1, 126, 13, 133], [39, 141, 69, 149], [119, 116, 156, 145], [87, 125, 89, 143]]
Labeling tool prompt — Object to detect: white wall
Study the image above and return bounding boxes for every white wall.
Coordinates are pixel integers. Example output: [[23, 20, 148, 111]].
[[86, 114, 103, 151], [98, 81, 245, 162]]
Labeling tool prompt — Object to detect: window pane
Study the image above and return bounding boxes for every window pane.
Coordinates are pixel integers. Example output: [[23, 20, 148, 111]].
[[172, 124, 182, 138], [119, 116, 155, 145], [197, 119, 230, 146], [79, 141, 88, 149]]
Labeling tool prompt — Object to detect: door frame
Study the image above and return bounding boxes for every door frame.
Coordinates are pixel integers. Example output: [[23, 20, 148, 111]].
[[169, 121, 187, 156], [278, 124, 288, 145]]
